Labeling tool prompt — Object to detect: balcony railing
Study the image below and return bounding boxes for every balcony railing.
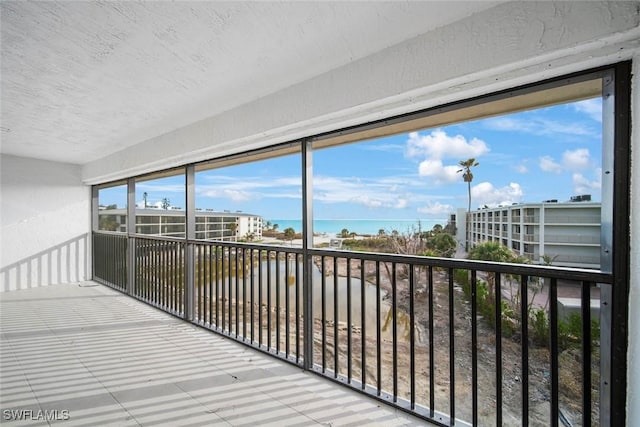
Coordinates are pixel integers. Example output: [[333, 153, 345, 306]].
[[93, 231, 613, 427]]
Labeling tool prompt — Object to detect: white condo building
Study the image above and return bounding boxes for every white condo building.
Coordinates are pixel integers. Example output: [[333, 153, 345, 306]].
[[454, 200, 601, 269], [99, 208, 263, 241]]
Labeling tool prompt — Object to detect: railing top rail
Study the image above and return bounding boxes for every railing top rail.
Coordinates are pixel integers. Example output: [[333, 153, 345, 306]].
[[94, 230, 611, 284], [129, 233, 188, 243], [308, 247, 613, 284], [93, 230, 127, 237]]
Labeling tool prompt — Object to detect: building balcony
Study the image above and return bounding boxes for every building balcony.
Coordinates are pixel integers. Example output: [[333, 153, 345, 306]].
[[81, 232, 613, 426], [0, 282, 425, 426]]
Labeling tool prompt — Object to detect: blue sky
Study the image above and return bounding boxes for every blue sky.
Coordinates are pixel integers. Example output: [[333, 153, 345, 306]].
[[99, 98, 602, 222]]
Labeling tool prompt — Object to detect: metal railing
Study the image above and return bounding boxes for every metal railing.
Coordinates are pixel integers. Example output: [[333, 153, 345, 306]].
[[133, 235, 185, 316], [93, 231, 612, 427], [93, 232, 128, 291]]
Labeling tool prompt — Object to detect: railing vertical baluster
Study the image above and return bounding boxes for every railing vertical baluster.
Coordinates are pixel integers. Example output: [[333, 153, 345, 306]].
[[209, 245, 214, 325], [172, 241, 176, 311], [155, 240, 159, 305], [448, 267, 456, 424], [197, 244, 201, 321], [221, 247, 226, 331], [180, 242, 185, 315], [321, 256, 327, 372], [582, 280, 592, 427], [496, 273, 503, 426], [164, 241, 168, 309], [360, 258, 366, 390], [228, 247, 232, 334], [160, 241, 164, 308], [267, 250, 272, 349], [276, 251, 281, 354], [471, 270, 478, 426], [250, 248, 255, 343], [334, 256, 339, 378], [347, 258, 352, 383], [550, 277, 559, 427], [143, 239, 147, 300], [215, 245, 220, 329], [285, 253, 290, 357], [392, 262, 397, 402], [295, 253, 300, 363], [204, 244, 209, 322], [259, 249, 263, 347], [242, 248, 247, 341], [409, 264, 415, 409], [520, 274, 529, 427], [376, 261, 381, 396], [235, 247, 239, 337], [428, 266, 435, 417], [200, 244, 204, 320]]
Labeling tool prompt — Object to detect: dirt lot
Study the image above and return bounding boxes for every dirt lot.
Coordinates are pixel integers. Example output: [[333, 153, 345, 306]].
[[311, 257, 597, 426]]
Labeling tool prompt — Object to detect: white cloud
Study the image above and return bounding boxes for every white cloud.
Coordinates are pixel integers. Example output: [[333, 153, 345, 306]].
[[199, 188, 254, 202], [573, 98, 602, 122], [471, 182, 523, 207], [395, 198, 408, 209], [314, 175, 410, 210], [539, 148, 591, 175], [573, 170, 601, 195], [196, 174, 302, 202], [514, 164, 528, 174], [418, 159, 460, 184], [485, 117, 596, 137], [351, 195, 383, 208], [417, 201, 454, 215], [562, 148, 590, 171], [539, 156, 562, 173], [406, 129, 489, 160]]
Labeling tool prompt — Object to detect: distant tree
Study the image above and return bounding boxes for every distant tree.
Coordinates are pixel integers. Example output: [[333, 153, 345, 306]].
[[431, 224, 443, 234], [458, 158, 479, 250], [272, 223, 279, 231], [161, 198, 170, 210], [244, 232, 255, 242], [339, 228, 350, 238], [99, 215, 119, 231], [426, 232, 457, 258], [227, 222, 238, 242], [378, 229, 386, 237], [104, 204, 117, 210], [283, 227, 296, 244], [143, 192, 148, 208], [265, 220, 272, 230], [469, 241, 520, 300]]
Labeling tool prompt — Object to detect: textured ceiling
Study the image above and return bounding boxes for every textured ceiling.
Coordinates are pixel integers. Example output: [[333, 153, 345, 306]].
[[0, 1, 501, 165]]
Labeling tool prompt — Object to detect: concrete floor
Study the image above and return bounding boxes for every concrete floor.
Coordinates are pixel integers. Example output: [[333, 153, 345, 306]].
[[0, 282, 428, 426]]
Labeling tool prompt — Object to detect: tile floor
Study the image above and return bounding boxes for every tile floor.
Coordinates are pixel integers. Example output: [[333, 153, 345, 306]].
[[1, 282, 428, 426]]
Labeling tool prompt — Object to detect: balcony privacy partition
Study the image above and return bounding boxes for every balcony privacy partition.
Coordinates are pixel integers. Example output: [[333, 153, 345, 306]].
[[92, 64, 631, 426]]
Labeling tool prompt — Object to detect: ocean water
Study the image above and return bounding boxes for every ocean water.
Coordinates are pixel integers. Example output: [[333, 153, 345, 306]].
[[266, 219, 444, 236]]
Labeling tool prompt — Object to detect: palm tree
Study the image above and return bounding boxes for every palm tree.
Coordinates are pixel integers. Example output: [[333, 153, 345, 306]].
[[458, 158, 479, 213], [142, 192, 148, 208], [161, 197, 170, 210], [458, 158, 479, 250], [283, 227, 296, 245]]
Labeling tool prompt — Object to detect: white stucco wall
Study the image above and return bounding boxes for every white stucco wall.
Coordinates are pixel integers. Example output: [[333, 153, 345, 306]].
[[0, 155, 91, 291], [627, 55, 640, 427], [82, 1, 640, 184]]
